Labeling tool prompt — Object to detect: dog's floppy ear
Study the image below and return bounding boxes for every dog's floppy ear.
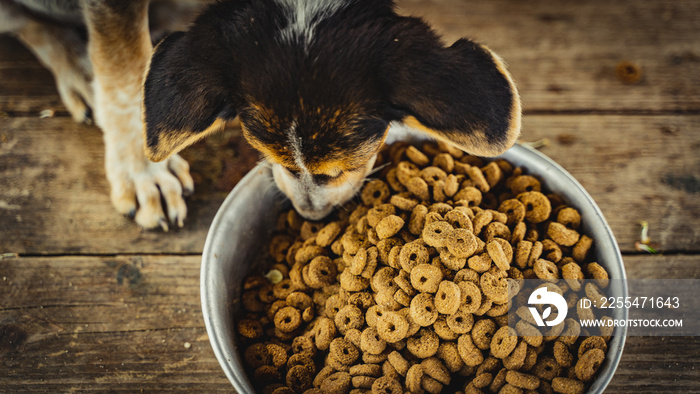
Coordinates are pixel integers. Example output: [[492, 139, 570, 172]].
[[384, 18, 521, 157], [143, 29, 241, 162]]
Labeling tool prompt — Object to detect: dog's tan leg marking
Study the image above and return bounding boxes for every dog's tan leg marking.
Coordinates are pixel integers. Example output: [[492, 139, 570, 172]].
[[15, 21, 94, 123], [84, 0, 193, 230]]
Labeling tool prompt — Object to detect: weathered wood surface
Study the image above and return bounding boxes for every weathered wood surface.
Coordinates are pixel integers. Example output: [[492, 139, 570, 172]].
[[1, 255, 698, 392], [1, 115, 697, 254], [0, 0, 699, 392], [2, 0, 699, 115]]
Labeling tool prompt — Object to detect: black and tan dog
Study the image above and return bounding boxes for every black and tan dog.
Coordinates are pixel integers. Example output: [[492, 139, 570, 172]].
[[2, 0, 520, 226]]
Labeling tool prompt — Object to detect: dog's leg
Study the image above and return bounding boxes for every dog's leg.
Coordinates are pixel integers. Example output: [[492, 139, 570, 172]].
[[1, 2, 93, 122], [84, 0, 193, 230], [15, 21, 94, 123]]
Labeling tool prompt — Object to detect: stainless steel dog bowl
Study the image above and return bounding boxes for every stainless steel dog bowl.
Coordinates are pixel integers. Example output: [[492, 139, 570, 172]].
[[201, 143, 628, 394]]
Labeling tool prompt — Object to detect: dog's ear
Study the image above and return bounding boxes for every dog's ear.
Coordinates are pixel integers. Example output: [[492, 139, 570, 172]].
[[143, 29, 241, 162], [384, 18, 521, 157]]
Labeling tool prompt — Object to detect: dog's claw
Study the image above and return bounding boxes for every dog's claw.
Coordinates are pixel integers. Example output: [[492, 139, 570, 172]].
[[158, 218, 169, 232], [183, 186, 194, 197], [125, 209, 136, 219]]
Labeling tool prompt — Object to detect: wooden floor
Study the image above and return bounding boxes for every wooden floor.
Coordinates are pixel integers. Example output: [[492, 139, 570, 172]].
[[1, 0, 699, 392]]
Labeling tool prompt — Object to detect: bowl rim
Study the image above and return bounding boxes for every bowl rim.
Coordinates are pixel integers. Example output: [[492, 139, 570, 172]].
[[201, 143, 628, 394]]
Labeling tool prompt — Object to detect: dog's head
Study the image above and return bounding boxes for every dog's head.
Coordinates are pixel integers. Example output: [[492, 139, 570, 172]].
[[143, 0, 521, 220]]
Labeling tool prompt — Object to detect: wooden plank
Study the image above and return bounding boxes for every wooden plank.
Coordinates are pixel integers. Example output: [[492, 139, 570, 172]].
[[0, 117, 259, 255], [0, 254, 697, 392], [1, 0, 699, 115], [520, 114, 700, 253], [1, 114, 697, 254]]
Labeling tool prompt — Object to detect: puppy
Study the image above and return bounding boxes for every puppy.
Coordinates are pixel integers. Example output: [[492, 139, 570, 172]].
[[2, 0, 520, 226], [144, 0, 521, 220]]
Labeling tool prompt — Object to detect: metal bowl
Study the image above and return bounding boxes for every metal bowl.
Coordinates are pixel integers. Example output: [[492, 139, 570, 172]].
[[201, 143, 628, 394]]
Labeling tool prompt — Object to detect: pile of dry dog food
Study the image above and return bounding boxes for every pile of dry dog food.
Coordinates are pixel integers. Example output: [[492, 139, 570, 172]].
[[236, 141, 612, 394]]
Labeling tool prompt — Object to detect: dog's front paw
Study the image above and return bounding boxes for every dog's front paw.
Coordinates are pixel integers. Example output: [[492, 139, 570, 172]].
[[107, 154, 194, 231]]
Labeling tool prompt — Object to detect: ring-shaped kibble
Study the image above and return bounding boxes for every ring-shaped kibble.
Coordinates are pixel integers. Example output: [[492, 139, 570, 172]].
[[483, 222, 511, 243], [274, 306, 302, 333], [408, 204, 428, 235], [361, 179, 391, 206], [436, 344, 462, 374], [420, 166, 448, 186], [490, 326, 518, 359], [503, 340, 527, 370], [269, 234, 293, 263], [446, 228, 478, 258], [349, 363, 383, 378], [457, 280, 482, 314], [300, 220, 323, 241], [316, 221, 342, 247], [339, 270, 370, 292], [586, 262, 609, 288], [575, 348, 606, 381], [446, 305, 475, 334], [467, 166, 490, 192], [349, 248, 368, 276], [258, 283, 276, 304], [244, 343, 271, 369], [294, 245, 325, 265], [472, 210, 493, 235], [334, 304, 365, 335], [498, 199, 526, 226], [467, 253, 491, 273], [405, 176, 431, 201], [371, 266, 397, 293], [548, 222, 581, 247], [434, 281, 461, 315], [470, 318, 497, 350], [292, 335, 316, 357], [409, 292, 439, 327], [480, 272, 509, 304], [422, 221, 453, 248], [562, 262, 584, 291], [440, 250, 467, 271], [371, 376, 403, 394], [551, 377, 585, 394], [237, 318, 263, 338], [444, 209, 474, 232], [444, 174, 460, 197], [329, 337, 360, 365], [517, 191, 552, 224], [433, 153, 455, 173], [376, 311, 410, 343], [376, 215, 405, 240], [241, 290, 265, 312], [405, 145, 430, 166], [453, 186, 482, 208], [533, 259, 559, 281], [285, 364, 313, 393], [573, 235, 593, 264], [396, 161, 420, 185], [553, 340, 574, 368], [320, 371, 352, 393], [433, 316, 459, 341], [398, 242, 429, 273], [557, 207, 581, 230], [457, 333, 484, 367], [486, 238, 513, 272], [287, 352, 316, 374], [405, 364, 424, 393], [481, 161, 503, 189], [306, 256, 337, 288], [410, 264, 443, 293], [505, 370, 540, 391], [516, 320, 543, 347], [578, 336, 608, 358], [314, 317, 337, 351], [360, 326, 387, 355], [377, 238, 403, 265], [367, 203, 396, 228], [509, 175, 541, 195], [388, 350, 410, 376], [515, 241, 532, 269], [421, 357, 451, 385], [286, 291, 312, 311], [407, 328, 440, 358], [390, 193, 419, 211], [531, 356, 562, 381]]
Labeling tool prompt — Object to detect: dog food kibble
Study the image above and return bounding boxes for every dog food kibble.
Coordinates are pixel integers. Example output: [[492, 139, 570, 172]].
[[236, 141, 612, 393]]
